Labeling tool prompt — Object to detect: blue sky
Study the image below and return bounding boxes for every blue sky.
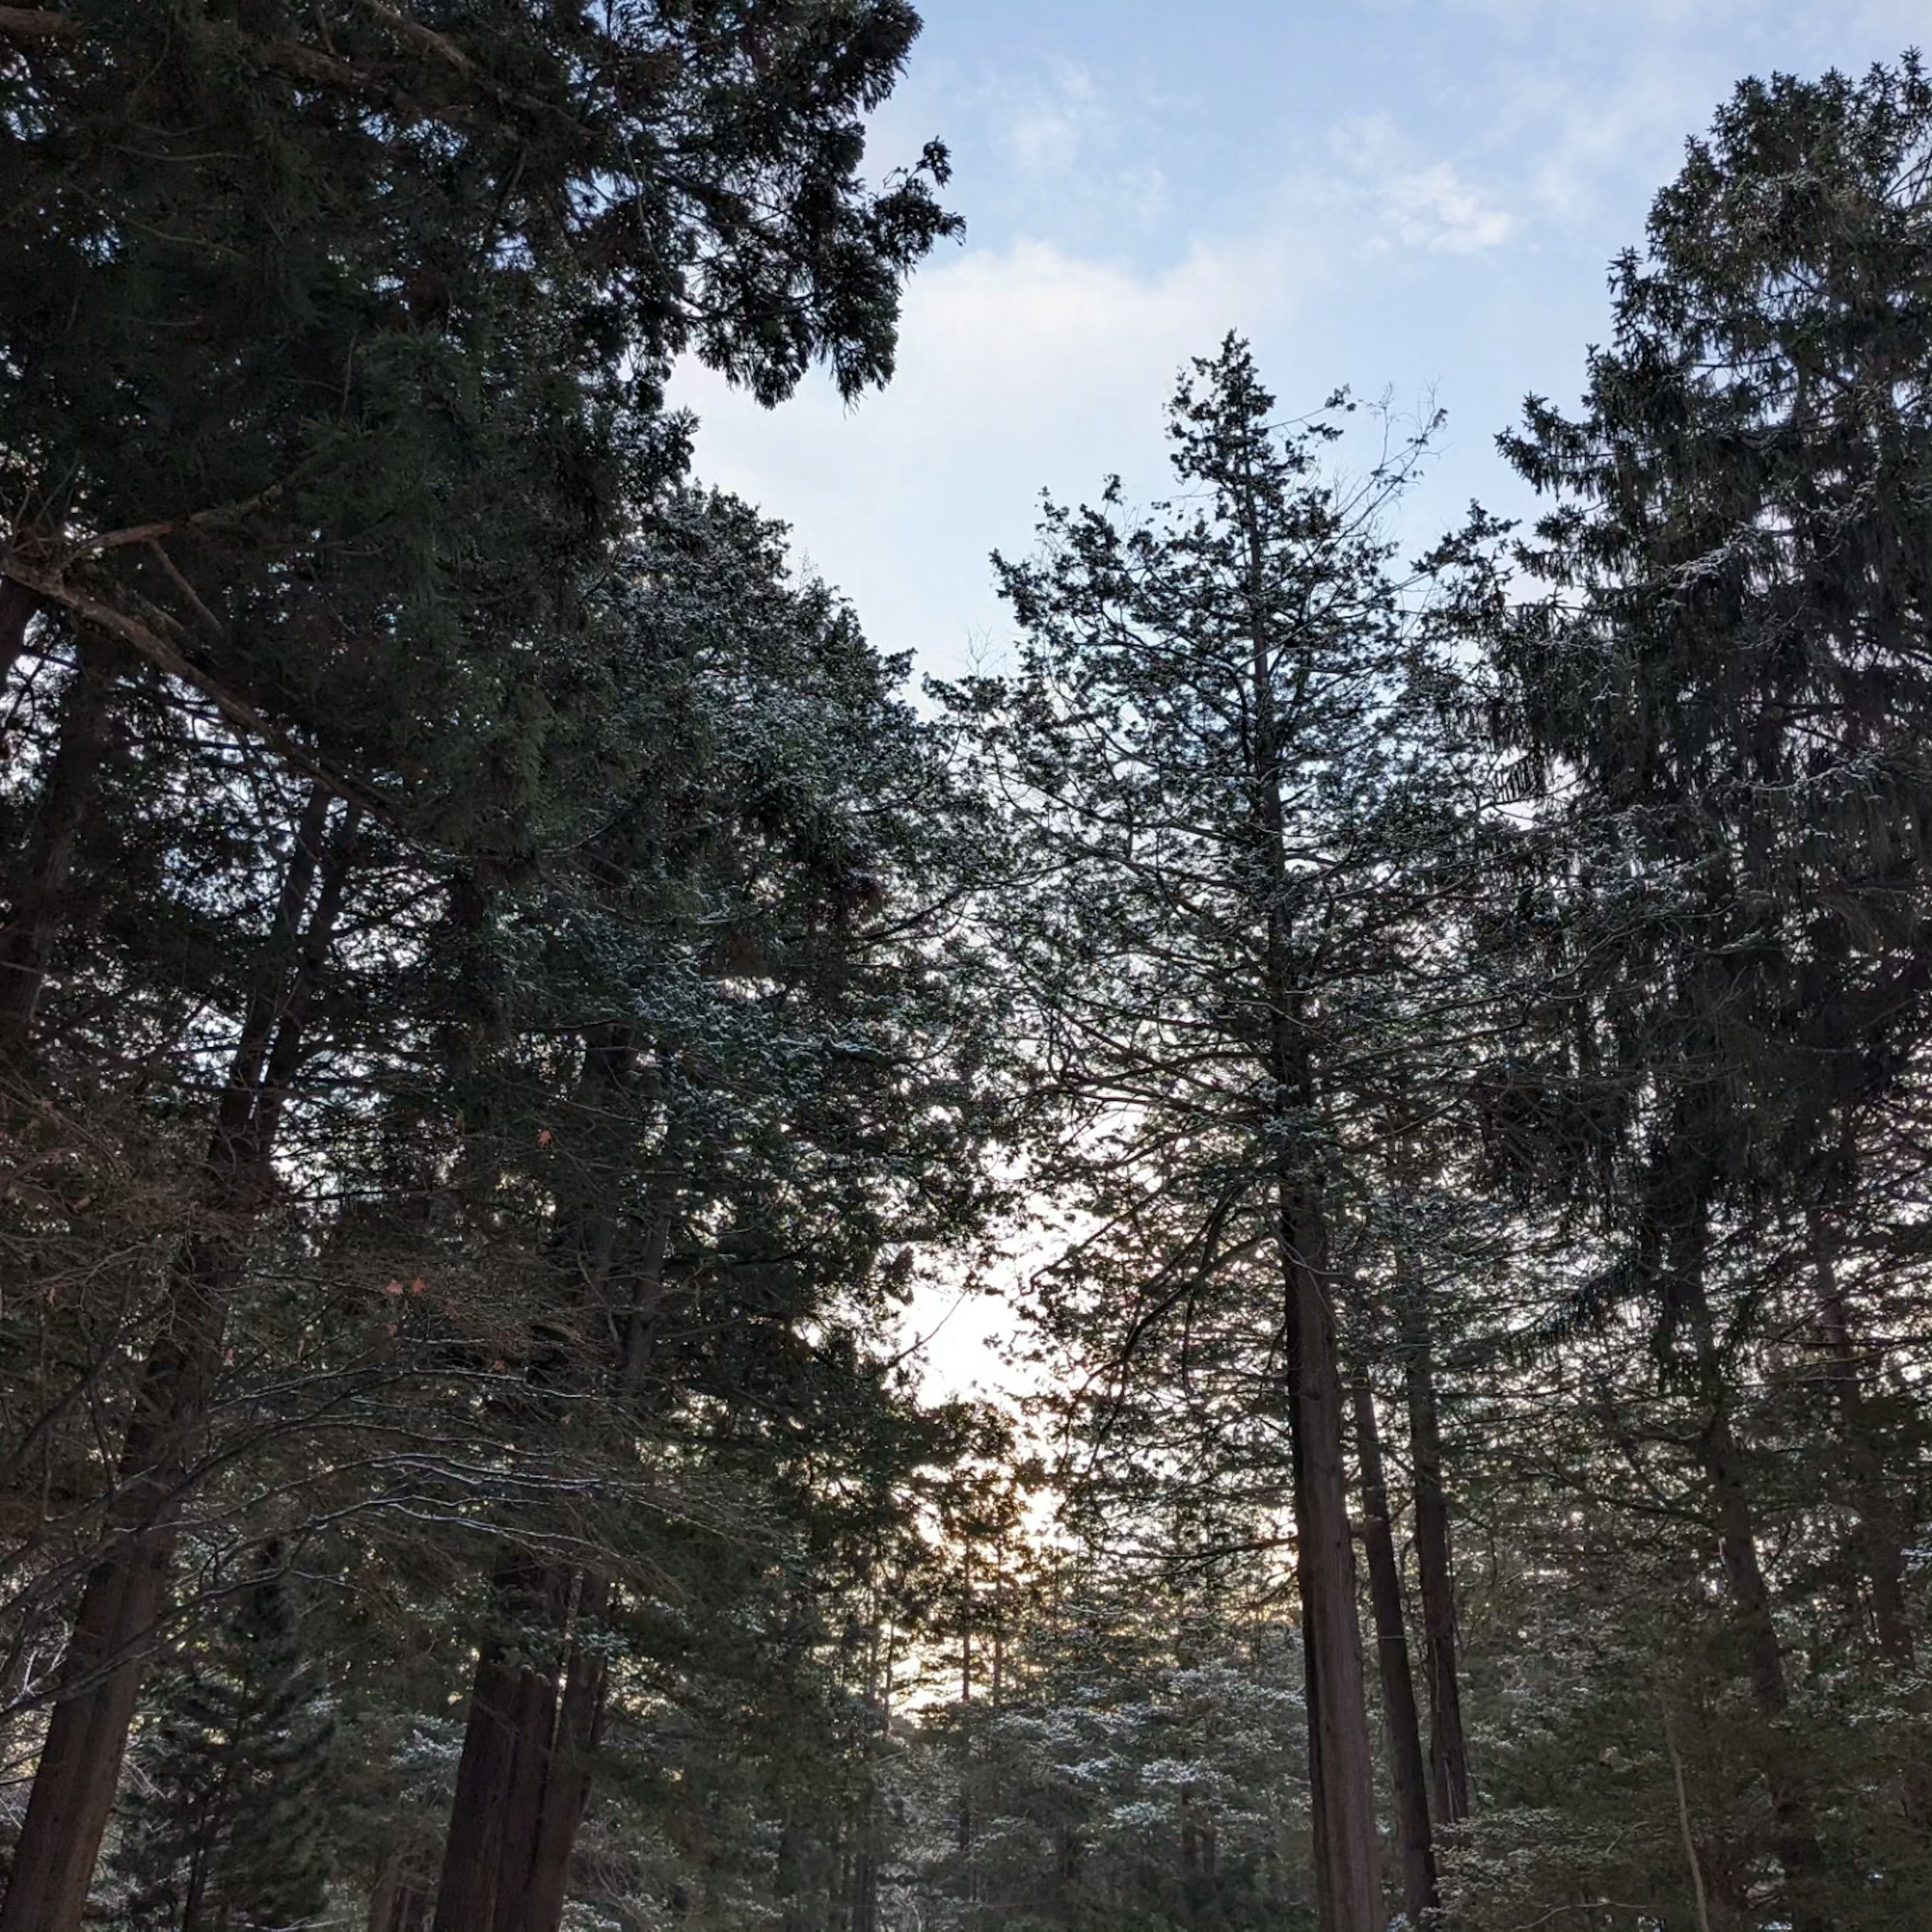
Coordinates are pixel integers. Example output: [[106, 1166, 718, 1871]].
[[674, 0, 1925, 1394], [673, 0, 1925, 687]]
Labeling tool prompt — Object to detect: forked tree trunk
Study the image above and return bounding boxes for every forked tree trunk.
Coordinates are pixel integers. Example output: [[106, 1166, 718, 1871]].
[[0, 789, 354, 1932], [1353, 1372, 1437, 1924], [1402, 1290, 1471, 1826], [433, 1559, 572, 1932], [435, 1079, 672, 1932], [1280, 1189, 1382, 1932], [517, 1574, 613, 1932], [0, 634, 120, 1059]]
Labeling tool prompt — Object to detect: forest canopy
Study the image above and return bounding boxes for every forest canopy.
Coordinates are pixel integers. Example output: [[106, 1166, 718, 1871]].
[[0, 9, 1928, 1932]]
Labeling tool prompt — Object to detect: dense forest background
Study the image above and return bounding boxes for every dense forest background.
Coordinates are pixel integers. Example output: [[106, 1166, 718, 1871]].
[[0, 7, 1927, 1931]]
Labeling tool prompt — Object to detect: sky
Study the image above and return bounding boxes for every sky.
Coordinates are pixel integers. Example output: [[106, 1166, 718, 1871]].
[[669, 0, 1927, 1396]]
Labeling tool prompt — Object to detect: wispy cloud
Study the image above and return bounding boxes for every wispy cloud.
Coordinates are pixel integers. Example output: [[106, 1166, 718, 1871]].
[[668, 226, 1317, 679], [998, 62, 1106, 177], [1382, 161, 1516, 253], [1324, 117, 1516, 257]]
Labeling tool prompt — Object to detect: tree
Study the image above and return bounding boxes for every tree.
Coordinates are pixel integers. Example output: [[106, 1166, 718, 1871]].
[[0, 5, 963, 1919], [343, 488, 1003, 1930], [108, 1548, 335, 1932], [1472, 54, 1932, 1928], [950, 340, 1480, 1930]]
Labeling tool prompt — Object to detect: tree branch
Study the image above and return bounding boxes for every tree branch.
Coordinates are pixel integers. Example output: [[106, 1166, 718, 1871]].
[[0, 553, 394, 828], [0, 8, 77, 38]]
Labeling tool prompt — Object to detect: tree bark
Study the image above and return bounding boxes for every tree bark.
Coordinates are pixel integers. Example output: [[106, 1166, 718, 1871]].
[[1279, 1191, 1382, 1932], [1401, 1289, 1471, 1827], [432, 1619, 539, 1932], [515, 1575, 612, 1932], [435, 1060, 672, 1932], [1352, 1372, 1437, 1925], [0, 788, 352, 1932], [0, 634, 119, 1058], [492, 1586, 568, 1932]]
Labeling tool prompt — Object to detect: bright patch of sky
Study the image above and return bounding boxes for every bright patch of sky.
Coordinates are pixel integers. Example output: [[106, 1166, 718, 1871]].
[[669, 0, 1925, 1396]]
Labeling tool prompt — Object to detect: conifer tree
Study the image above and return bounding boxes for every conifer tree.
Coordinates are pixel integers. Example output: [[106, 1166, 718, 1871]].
[[109, 1548, 335, 1932], [1471, 54, 1932, 1927], [951, 340, 1481, 1931], [0, 8, 964, 1920]]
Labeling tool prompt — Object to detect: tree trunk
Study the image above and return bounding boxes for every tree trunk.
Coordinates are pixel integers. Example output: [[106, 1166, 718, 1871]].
[[1353, 1372, 1437, 1925], [516, 1576, 612, 1932], [1677, 1260, 1827, 1931], [1240, 445, 1381, 1932], [0, 634, 119, 1058], [492, 1619, 566, 1932], [1401, 1290, 1471, 1826], [433, 1558, 570, 1932], [433, 1631, 536, 1932], [368, 1859, 434, 1932], [1280, 1191, 1382, 1932], [436, 1079, 673, 1932], [479, 1204, 669, 1932], [367, 1864, 403, 1932], [0, 789, 352, 1932]]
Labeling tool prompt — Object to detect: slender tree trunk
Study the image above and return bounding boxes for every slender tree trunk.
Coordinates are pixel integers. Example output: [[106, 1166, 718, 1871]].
[[848, 1791, 880, 1932], [0, 789, 352, 1932], [778, 1811, 816, 1932], [1401, 1290, 1471, 1826], [368, 1858, 433, 1932], [1239, 449, 1381, 1932], [1280, 1190, 1382, 1932], [0, 635, 119, 1058], [1663, 1705, 1714, 1932], [1353, 1372, 1437, 1924], [372, 1872, 432, 1932]]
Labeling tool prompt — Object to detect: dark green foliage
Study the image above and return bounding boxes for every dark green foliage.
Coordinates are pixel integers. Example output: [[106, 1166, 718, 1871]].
[[109, 1553, 335, 1932], [6, 19, 1932, 1932], [0, 0, 957, 842]]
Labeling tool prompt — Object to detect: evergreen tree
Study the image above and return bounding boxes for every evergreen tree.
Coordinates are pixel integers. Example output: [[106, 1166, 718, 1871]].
[[948, 340, 1483, 1932], [1466, 53, 1932, 1927], [109, 1549, 335, 1932], [0, 6, 965, 1920]]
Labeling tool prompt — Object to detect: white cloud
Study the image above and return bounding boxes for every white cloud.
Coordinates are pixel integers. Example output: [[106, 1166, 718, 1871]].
[[1326, 116, 1516, 257], [1383, 161, 1516, 253], [999, 62, 1105, 177], [899, 233, 1300, 410], [669, 229, 1316, 678]]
